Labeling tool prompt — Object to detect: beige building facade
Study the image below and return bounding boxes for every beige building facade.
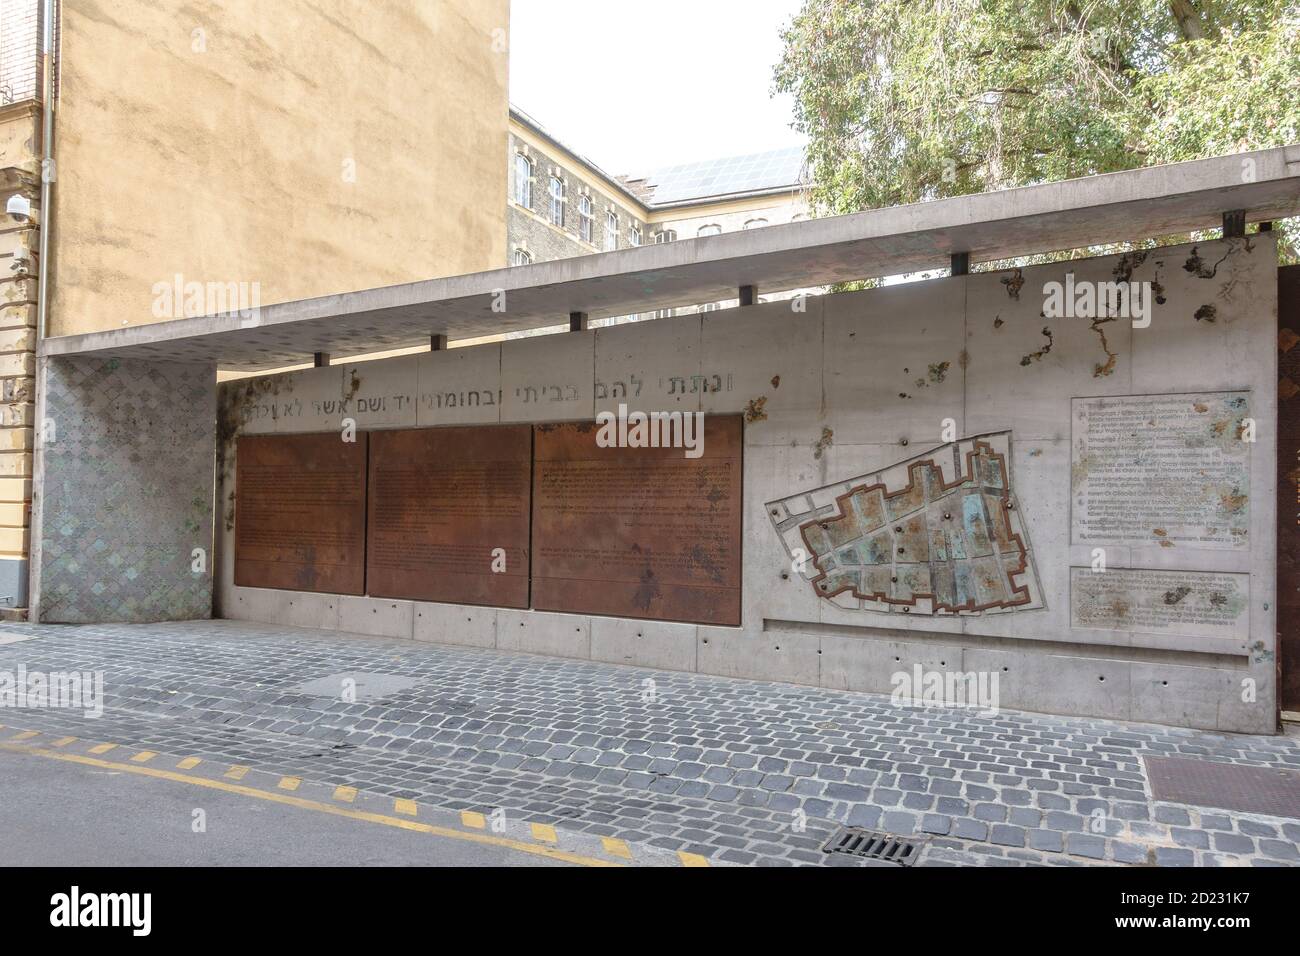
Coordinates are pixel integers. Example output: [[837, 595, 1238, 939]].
[[0, 0, 511, 609], [507, 106, 807, 321]]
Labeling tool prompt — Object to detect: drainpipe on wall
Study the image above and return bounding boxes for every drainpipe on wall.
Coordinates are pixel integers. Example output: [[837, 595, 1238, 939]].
[[36, 0, 55, 339]]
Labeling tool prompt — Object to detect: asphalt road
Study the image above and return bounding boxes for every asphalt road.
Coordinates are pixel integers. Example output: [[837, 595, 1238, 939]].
[[0, 748, 571, 867]]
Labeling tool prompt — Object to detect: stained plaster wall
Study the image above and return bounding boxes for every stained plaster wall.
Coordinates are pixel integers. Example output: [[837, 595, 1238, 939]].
[[215, 236, 1278, 734]]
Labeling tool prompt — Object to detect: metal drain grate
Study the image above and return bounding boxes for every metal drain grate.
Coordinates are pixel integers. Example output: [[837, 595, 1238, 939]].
[[822, 827, 921, 865]]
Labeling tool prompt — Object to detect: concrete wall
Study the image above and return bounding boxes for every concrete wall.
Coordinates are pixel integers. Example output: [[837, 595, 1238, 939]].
[[32, 356, 216, 623], [48, 0, 510, 338], [215, 236, 1278, 734]]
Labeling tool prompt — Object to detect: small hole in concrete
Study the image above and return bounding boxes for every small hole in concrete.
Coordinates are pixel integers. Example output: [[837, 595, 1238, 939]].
[[1098, 675, 1105, 682], [774, 645, 781, 651], [1161, 680, 1168, 686]]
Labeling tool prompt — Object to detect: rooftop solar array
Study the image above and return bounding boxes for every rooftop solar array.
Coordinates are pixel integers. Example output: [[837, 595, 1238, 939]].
[[641, 146, 806, 204]]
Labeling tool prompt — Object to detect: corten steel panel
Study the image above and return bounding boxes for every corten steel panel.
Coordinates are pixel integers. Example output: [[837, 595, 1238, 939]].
[[366, 425, 531, 608], [1279, 264, 1300, 712], [234, 433, 368, 595], [531, 416, 743, 626]]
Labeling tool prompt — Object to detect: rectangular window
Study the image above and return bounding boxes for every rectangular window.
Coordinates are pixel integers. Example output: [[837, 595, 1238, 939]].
[[514, 154, 532, 208], [579, 195, 593, 243], [548, 176, 565, 226]]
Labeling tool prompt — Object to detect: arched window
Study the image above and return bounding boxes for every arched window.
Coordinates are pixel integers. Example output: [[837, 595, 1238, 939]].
[[514, 153, 532, 207], [605, 212, 619, 251], [743, 218, 768, 230], [629, 224, 642, 247], [512, 248, 532, 266], [697, 224, 722, 237], [654, 229, 677, 244]]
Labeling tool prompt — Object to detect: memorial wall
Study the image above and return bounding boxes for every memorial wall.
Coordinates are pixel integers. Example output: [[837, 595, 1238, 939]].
[[216, 235, 1278, 733]]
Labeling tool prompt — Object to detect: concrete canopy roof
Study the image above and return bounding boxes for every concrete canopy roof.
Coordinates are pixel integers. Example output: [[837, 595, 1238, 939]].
[[42, 145, 1300, 371]]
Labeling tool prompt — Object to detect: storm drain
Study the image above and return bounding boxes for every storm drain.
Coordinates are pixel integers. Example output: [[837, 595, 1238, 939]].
[[821, 827, 921, 865]]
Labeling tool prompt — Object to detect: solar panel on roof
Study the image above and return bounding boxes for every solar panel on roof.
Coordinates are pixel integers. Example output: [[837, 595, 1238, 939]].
[[641, 146, 805, 204]]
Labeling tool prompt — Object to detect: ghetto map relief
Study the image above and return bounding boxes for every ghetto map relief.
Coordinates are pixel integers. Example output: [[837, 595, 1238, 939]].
[[767, 432, 1044, 616]]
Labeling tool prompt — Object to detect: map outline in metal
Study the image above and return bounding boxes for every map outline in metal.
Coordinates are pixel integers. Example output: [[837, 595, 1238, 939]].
[[766, 431, 1045, 616]]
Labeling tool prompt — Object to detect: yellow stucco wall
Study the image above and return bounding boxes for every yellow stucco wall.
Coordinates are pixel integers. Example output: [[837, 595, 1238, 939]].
[[48, 0, 509, 337]]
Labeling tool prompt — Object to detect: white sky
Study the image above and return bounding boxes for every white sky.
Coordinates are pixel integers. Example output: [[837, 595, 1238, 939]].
[[509, 0, 807, 176]]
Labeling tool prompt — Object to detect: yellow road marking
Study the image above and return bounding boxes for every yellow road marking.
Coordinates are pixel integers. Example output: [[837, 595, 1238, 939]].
[[176, 757, 201, 770], [394, 798, 417, 816], [11, 730, 38, 741], [278, 776, 301, 792], [224, 765, 250, 780], [461, 811, 486, 830], [130, 751, 157, 763], [51, 737, 76, 748], [531, 823, 558, 844], [333, 786, 357, 803], [0, 743, 619, 867], [602, 837, 633, 860], [89, 743, 117, 755], [678, 851, 710, 867]]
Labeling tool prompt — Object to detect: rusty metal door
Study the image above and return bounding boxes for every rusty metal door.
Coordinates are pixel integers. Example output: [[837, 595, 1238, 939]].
[[1279, 264, 1300, 713]]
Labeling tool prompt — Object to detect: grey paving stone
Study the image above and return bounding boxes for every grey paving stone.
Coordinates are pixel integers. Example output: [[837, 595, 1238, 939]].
[[5, 619, 1298, 870]]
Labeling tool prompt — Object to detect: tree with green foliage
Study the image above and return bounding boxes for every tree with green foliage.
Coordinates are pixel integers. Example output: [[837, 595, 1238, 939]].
[[774, 0, 1299, 258]]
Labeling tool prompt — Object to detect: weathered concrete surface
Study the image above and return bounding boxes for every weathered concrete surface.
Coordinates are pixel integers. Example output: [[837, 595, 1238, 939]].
[[31, 356, 216, 623], [39, 147, 1300, 369], [214, 235, 1280, 734]]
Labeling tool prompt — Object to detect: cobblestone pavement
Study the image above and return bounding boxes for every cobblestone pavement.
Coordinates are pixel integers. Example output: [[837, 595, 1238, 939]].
[[1, 620, 1298, 867]]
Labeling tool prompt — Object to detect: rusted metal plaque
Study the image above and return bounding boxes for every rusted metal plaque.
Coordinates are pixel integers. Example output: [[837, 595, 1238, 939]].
[[366, 425, 531, 608], [1279, 264, 1300, 713], [531, 416, 742, 626], [234, 433, 368, 595]]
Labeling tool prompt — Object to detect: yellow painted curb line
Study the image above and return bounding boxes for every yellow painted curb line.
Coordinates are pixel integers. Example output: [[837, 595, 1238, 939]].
[[0, 743, 621, 867], [461, 811, 487, 830], [531, 823, 558, 844], [394, 798, 418, 817], [602, 837, 633, 860]]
